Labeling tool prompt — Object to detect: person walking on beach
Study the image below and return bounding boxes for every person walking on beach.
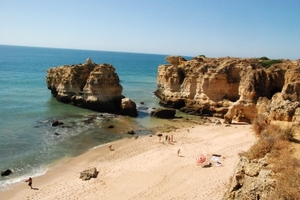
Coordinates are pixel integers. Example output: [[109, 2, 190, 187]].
[[108, 144, 114, 151], [25, 177, 33, 189]]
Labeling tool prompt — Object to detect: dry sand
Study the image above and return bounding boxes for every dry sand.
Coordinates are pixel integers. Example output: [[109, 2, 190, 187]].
[[1, 121, 256, 200]]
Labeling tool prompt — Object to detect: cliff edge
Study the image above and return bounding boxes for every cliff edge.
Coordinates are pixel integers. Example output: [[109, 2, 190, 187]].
[[155, 55, 300, 125]]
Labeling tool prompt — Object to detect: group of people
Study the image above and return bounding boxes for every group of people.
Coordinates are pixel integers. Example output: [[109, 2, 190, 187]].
[[158, 134, 181, 156], [158, 134, 174, 144]]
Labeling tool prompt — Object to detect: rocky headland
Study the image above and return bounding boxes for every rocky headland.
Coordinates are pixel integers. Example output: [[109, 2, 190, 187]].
[[155, 55, 300, 199], [46, 58, 138, 117], [155, 55, 300, 126]]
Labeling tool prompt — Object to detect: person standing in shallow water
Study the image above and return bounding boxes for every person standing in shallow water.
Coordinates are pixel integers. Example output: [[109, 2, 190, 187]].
[[25, 177, 33, 189]]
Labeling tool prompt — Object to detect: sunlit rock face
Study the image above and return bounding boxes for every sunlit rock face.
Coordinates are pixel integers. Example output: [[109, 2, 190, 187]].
[[46, 58, 137, 116], [155, 56, 300, 125]]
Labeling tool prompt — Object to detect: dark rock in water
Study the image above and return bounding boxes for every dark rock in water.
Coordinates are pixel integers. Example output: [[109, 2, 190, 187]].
[[83, 115, 97, 124], [127, 130, 135, 135], [52, 120, 64, 127], [79, 167, 98, 181], [140, 102, 145, 105], [54, 132, 60, 136], [61, 125, 71, 128], [1, 169, 12, 176], [120, 98, 138, 117], [150, 108, 176, 119], [108, 125, 114, 128]]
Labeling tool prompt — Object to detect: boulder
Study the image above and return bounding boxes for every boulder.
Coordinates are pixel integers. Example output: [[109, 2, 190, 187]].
[[127, 130, 135, 135], [79, 167, 98, 181], [119, 98, 138, 117], [1, 169, 12, 176], [150, 108, 176, 119], [52, 120, 64, 127]]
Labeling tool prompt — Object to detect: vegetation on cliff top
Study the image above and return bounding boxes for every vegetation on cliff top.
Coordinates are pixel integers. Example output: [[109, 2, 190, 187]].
[[258, 56, 282, 69], [241, 115, 300, 199]]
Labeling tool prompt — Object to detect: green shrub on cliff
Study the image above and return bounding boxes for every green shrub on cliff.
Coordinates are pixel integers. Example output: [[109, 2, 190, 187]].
[[259, 58, 282, 69], [259, 56, 270, 60]]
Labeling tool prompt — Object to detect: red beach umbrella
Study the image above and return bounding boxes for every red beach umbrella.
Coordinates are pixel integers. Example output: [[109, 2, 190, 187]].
[[196, 154, 206, 164]]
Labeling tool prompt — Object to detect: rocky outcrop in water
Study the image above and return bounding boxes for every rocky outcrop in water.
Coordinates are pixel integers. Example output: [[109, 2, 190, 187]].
[[1, 169, 12, 176], [46, 58, 137, 116], [150, 108, 176, 119], [155, 56, 300, 125]]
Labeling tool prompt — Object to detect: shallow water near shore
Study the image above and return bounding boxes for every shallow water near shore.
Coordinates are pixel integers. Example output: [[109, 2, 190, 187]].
[[0, 45, 194, 188]]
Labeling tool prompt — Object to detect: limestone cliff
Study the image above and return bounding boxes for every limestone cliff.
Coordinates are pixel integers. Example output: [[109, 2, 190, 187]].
[[46, 58, 137, 116], [223, 157, 276, 200], [155, 56, 300, 125]]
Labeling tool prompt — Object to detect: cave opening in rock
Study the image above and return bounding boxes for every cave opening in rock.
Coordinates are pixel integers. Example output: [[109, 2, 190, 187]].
[[178, 69, 185, 85], [269, 87, 282, 98]]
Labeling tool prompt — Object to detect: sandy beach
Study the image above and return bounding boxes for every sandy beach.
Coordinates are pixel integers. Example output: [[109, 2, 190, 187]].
[[1, 120, 256, 200]]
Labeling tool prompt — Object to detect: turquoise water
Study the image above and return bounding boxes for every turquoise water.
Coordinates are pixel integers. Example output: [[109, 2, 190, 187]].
[[0, 45, 173, 188]]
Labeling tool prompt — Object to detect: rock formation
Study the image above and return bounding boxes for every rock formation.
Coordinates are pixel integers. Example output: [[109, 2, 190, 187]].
[[1, 169, 12, 176], [223, 157, 276, 199], [150, 108, 176, 119], [119, 98, 138, 117], [46, 58, 137, 116], [79, 167, 98, 181], [155, 56, 300, 125]]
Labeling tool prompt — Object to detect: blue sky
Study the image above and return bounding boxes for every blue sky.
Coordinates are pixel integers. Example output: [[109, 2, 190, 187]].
[[1, 0, 299, 59]]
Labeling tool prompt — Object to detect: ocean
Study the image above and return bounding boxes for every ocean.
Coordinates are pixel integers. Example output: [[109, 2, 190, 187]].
[[0, 45, 184, 189]]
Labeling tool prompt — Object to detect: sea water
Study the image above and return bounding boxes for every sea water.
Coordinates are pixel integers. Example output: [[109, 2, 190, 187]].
[[0, 45, 183, 188]]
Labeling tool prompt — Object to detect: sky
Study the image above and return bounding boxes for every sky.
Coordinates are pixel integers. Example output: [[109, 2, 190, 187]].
[[0, 0, 299, 59]]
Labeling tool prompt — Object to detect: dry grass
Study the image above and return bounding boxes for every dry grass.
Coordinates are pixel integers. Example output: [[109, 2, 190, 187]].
[[244, 115, 300, 199], [252, 114, 269, 136]]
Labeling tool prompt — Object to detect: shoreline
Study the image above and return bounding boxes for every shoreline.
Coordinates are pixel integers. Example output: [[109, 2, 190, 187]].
[[1, 119, 256, 200]]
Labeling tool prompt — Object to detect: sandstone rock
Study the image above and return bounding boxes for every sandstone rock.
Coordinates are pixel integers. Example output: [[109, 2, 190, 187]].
[[86, 57, 92, 65], [155, 56, 300, 125], [46, 59, 137, 116], [223, 157, 276, 200], [165, 55, 187, 66], [79, 167, 98, 181], [150, 108, 176, 119], [120, 98, 138, 117]]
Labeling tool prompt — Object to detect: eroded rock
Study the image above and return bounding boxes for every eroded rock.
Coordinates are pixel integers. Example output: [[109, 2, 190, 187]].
[[46, 59, 137, 116], [79, 167, 98, 181], [155, 56, 300, 125], [223, 157, 276, 200]]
